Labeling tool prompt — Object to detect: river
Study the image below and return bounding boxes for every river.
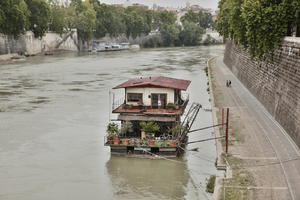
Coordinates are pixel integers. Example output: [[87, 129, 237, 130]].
[[0, 45, 224, 200]]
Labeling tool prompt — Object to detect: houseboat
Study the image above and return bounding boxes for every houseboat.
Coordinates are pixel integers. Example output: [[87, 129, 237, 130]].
[[105, 76, 201, 157]]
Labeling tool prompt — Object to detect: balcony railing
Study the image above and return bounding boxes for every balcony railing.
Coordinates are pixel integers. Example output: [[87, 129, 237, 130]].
[[112, 97, 125, 111], [111, 94, 189, 115]]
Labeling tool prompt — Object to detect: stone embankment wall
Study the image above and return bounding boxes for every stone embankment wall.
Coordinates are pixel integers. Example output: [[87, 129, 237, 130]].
[[0, 31, 78, 55], [224, 39, 300, 147]]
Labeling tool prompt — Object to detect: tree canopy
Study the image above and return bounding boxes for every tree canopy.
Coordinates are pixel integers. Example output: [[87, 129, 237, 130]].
[[0, 0, 215, 47], [25, 0, 50, 38], [0, 0, 29, 37], [216, 0, 300, 59]]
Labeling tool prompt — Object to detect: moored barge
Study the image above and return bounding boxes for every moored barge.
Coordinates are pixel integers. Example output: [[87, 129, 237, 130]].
[[104, 76, 201, 157]]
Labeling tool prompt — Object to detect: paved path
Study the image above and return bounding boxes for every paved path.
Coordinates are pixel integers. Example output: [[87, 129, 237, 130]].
[[212, 56, 300, 200]]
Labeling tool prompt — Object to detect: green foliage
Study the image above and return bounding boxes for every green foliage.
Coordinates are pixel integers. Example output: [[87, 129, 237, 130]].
[[124, 10, 145, 39], [203, 34, 218, 45], [106, 122, 119, 135], [0, 0, 216, 47], [142, 34, 163, 48], [48, 3, 67, 35], [71, 0, 96, 41], [25, 0, 50, 38], [157, 10, 177, 29], [120, 121, 133, 135], [160, 24, 181, 46], [166, 102, 176, 109], [0, 0, 29, 37], [216, 0, 300, 59], [180, 22, 204, 46], [216, 0, 247, 47], [181, 10, 213, 29], [169, 125, 185, 136], [242, 0, 297, 58], [140, 120, 160, 133], [206, 175, 216, 193], [94, 4, 126, 38]]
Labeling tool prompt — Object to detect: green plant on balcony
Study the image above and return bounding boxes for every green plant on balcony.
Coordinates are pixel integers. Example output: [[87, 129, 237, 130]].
[[167, 102, 176, 109], [169, 125, 186, 137], [140, 120, 160, 138], [120, 121, 133, 137], [106, 122, 119, 137]]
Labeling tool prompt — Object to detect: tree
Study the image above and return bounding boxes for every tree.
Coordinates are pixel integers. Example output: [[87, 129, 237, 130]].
[[48, 2, 67, 35], [160, 24, 181, 46], [94, 4, 126, 38], [216, 0, 300, 58], [180, 22, 204, 46], [198, 12, 213, 29], [155, 10, 177, 30], [124, 10, 145, 39], [181, 10, 199, 24], [216, 0, 245, 42], [242, 0, 297, 58], [181, 10, 214, 29], [69, 0, 96, 41], [140, 121, 160, 133], [0, 0, 29, 37], [25, 0, 50, 38]]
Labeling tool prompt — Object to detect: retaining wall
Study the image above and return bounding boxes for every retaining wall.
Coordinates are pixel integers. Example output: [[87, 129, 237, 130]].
[[224, 39, 300, 147], [0, 31, 78, 55]]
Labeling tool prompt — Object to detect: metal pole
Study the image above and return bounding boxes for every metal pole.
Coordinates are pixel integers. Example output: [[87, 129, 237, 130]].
[[225, 108, 229, 154], [222, 108, 224, 130], [109, 90, 111, 122], [188, 123, 225, 133]]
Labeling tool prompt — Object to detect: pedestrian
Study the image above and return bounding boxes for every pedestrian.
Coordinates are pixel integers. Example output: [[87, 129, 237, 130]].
[[229, 80, 232, 87]]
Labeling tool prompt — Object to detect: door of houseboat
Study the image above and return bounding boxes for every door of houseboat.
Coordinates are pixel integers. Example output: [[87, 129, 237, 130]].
[[151, 94, 167, 109]]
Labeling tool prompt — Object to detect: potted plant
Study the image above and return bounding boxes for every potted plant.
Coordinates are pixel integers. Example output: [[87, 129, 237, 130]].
[[169, 125, 186, 138], [140, 120, 160, 146], [167, 102, 176, 110], [106, 122, 119, 145]]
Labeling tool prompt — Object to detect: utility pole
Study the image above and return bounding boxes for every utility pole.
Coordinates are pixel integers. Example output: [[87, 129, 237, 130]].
[[225, 108, 229, 154]]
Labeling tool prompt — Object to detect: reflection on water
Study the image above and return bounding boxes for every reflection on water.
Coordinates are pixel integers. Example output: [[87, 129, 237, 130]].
[[106, 156, 188, 200], [0, 45, 224, 200]]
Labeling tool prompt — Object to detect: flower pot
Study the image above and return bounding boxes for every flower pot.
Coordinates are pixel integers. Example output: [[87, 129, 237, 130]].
[[122, 139, 129, 145], [170, 140, 177, 147], [148, 140, 155, 146], [113, 136, 119, 145]]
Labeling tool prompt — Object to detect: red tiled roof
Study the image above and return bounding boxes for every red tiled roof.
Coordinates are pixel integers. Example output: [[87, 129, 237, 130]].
[[113, 76, 191, 90]]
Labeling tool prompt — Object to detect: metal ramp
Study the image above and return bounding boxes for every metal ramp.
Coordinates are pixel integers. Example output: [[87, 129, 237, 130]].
[[179, 102, 202, 141]]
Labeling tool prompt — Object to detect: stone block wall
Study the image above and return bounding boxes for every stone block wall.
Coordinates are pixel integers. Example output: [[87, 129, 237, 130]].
[[224, 39, 300, 147], [0, 31, 78, 55]]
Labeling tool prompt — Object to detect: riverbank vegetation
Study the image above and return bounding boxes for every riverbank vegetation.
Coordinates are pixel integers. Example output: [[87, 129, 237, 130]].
[[0, 0, 215, 47], [216, 0, 300, 59]]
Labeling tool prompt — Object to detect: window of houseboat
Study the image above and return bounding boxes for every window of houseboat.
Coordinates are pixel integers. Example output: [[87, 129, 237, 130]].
[[127, 93, 143, 102]]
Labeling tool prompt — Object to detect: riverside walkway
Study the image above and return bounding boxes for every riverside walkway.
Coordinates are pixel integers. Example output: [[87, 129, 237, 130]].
[[209, 56, 300, 200]]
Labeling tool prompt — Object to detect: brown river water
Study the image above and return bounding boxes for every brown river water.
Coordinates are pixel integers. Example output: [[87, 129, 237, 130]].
[[0, 45, 224, 200]]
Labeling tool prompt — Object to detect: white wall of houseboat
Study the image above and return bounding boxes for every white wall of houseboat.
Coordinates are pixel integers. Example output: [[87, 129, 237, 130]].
[[125, 87, 175, 106]]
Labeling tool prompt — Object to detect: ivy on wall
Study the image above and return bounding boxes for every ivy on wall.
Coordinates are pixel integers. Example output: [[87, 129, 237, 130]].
[[216, 0, 300, 59]]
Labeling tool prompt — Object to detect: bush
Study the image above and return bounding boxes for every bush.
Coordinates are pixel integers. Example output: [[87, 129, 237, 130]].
[[206, 175, 216, 193], [142, 35, 163, 48], [120, 121, 133, 135], [106, 122, 119, 136], [166, 102, 176, 109], [140, 120, 160, 133]]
